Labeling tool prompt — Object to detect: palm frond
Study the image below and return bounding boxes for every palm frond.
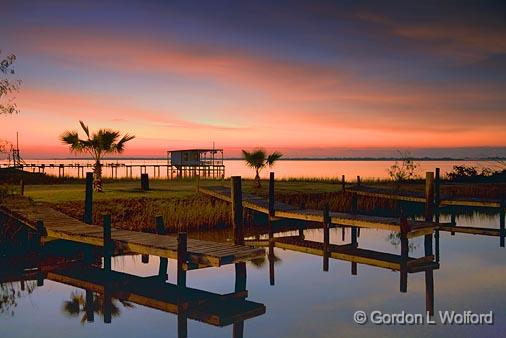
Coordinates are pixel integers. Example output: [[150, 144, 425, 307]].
[[114, 134, 135, 153], [266, 151, 282, 166], [79, 120, 90, 138], [242, 149, 267, 169], [60, 131, 85, 152]]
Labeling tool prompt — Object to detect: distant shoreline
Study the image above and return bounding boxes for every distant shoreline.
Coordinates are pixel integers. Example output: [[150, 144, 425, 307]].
[[10, 157, 506, 161]]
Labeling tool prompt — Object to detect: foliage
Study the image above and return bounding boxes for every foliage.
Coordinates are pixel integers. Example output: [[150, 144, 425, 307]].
[[60, 121, 135, 192], [242, 148, 282, 188], [0, 51, 21, 115], [446, 164, 506, 183], [387, 152, 419, 187]]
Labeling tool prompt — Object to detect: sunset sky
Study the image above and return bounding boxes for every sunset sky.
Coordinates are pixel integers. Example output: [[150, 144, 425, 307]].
[[1, 0, 505, 158]]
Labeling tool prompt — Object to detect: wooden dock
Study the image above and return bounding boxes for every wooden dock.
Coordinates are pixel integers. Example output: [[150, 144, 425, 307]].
[[199, 185, 434, 238], [0, 196, 264, 268], [347, 184, 505, 209]]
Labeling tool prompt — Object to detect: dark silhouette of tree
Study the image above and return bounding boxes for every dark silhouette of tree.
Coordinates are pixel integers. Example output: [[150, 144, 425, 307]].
[[0, 51, 21, 115], [60, 121, 135, 192], [242, 149, 282, 188]]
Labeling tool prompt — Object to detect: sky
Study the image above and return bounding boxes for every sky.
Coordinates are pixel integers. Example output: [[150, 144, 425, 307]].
[[1, 0, 505, 158]]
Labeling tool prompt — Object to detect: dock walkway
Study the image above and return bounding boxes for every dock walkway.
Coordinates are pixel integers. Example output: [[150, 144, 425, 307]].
[[199, 186, 434, 237], [0, 196, 264, 267]]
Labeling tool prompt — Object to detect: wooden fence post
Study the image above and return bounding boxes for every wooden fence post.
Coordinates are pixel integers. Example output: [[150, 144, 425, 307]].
[[231, 176, 244, 245], [434, 168, 440, 223], [323, 203, 330, 272], [177, 232, 187, 288], [141, 173, 150, 191], [103, 214, 112, 272], [84, 172, 93, 224], [400, 215, 408, 293], [268, 172, 275, 218], [156, 215, 168, 281], [500, 200, 505, 248], [341, 175, 346, 192], [425, 172, 434, 222], [36, 220, 46, 250], [356, 175, 361, 186]]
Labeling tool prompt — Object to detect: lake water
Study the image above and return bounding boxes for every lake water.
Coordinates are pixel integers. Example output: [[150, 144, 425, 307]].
[[1, 211, 505, 338], [1, 159, 496, 180]]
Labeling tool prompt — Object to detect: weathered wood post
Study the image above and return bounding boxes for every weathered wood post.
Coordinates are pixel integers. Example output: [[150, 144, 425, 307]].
[[425, 172, 435, 222], [268, 172, 275, 218], [356, 175, 361, 186], [434, 168, 441, 223], [231, 176, 244, 245], [103, 284, 112, 324], [269, 236, 275, 286], [323, 203, 330, 272], [103, 214, 112, 273], [141, 173, 150, 191], [450, 206, 456, 226], [341, 175, 346, 192], [85, 289, 95, 322], [351, 192, 358, 214], [400, 215, 409, 293], [500, 200, 505, 248], [84, 172, 93, 224], [35, 220, 46, 250], [155, 216, 169, 281], [177, 232, 187, 288], [424, 233, 434, 316]]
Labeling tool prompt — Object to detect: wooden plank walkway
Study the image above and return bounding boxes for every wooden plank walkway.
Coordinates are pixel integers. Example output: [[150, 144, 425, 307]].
[[347, 185, 504, 208], [0, 196, 264, 267], [247, 236, 438, 272], [199, 186, 434, 237]]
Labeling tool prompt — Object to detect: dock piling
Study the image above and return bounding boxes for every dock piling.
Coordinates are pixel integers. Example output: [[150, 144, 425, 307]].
[[141, 173, 150, 191], [500, 200, 505, 247], [341, 175, 345, 192], [425, 172, 435, 222], [323, 203, 330, 272], [177, 232, 187, 288], [102, 214, 112, 272], [84, 172, 93, 224], [231, 176, 244, 245], [268, 172, 275, 218], [400, 215, 408, 293], [435, 168, 440, 223]]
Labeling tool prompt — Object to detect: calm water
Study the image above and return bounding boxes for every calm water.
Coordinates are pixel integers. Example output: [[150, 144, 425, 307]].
[[1, 212, 505, 337], [1, 159, 496, 179]]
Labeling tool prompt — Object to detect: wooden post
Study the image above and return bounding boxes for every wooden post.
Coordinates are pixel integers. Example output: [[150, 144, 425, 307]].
[[425, 172, 434, 222], [141, 173, 149, 191], [400, 216, 408, 293], [141, 254, 149, 263], [323, 203, 330, 272], [103, 284, 112, 324], [268, 172, 275, 218], [351, 192, 358, 214], [234, 260, 247, 338], [84, 172, 93, 224], [36, 220, 46, 249], [103, 214, 112, 272], [424, 233, 434, 316], [435, 168, 441, 223], [177, 232, 187, 288], [231, 176, 244, 245], [450, 206, 456, 226], [500, 200, 505, 248], [85, 289, 95, 322], [435, 229, 440, 263], [356, 175, 361, 186], [351, 227, 357, 246], [341, 175, 345, 192], [269, 234, 275, 286]]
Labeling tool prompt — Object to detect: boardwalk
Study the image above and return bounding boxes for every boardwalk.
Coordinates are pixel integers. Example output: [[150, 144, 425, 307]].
[[0, 196, 264, 267], [199, 186, 434, 238], [347, 184, 505, 208]]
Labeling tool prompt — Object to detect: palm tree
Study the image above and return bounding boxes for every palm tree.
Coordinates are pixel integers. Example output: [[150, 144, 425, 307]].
[[242, 149, 282, 188], [60, 121, 135, 192]]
